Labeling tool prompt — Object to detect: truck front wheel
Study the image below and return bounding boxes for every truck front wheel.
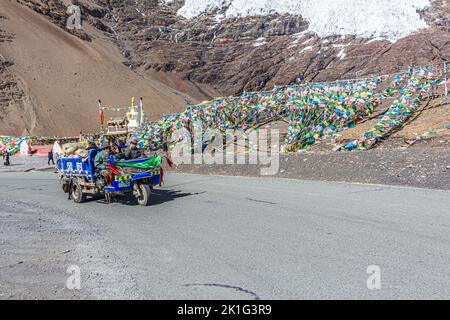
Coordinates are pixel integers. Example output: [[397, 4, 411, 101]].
[[134, 183, 151, 206]]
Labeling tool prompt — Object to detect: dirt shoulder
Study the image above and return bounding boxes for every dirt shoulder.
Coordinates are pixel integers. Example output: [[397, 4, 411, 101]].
[[174, 140, 450, 190], [0, 199, 92, 299]]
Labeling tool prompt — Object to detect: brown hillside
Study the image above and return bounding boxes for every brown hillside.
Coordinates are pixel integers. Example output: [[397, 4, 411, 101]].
[[0, 0, 191, 136]]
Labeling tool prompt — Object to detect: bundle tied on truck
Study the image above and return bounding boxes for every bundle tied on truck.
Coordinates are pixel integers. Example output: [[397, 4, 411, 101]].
[[61, 141, 90, 158]]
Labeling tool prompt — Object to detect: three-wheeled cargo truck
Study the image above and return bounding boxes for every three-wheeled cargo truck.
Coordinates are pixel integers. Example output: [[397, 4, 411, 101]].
[[57, 148, 162, 206]]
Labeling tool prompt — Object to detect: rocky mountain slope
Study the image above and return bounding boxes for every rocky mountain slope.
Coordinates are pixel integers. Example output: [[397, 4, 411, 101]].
[[98, 0, 450, 95], [0, 19, 32, 136], [0, 0, 449, 135]]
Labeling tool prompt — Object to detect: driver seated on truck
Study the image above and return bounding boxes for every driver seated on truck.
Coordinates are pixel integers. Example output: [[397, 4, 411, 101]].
[[94, 143, 113, 180]]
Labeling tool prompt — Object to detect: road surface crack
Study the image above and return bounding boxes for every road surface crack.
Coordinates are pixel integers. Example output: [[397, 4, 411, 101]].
[[245, 198, 277, 205], [183, 283, 261, 300]]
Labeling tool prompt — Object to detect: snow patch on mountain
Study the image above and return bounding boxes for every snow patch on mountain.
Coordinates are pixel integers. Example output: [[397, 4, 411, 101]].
[[176, 0, 431, 41]]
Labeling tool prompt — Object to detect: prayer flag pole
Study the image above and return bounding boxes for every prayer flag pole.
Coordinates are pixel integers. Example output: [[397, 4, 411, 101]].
[[445, 62, 448, 96], [140, 97, 144, 126], [98, 99, 104, 130]]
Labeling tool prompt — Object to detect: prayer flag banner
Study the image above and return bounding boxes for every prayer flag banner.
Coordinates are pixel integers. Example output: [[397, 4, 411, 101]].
[[115, 157, 162, 170], [2, 63, 448, 156]]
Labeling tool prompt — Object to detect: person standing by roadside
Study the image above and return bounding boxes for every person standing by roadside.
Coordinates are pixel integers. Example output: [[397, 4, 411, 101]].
[[3, 152, 10, 166], [48, 149, 55, 166]]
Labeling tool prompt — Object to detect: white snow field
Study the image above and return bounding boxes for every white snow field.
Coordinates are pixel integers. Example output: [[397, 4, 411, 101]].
[[174, 0, 431, 41]]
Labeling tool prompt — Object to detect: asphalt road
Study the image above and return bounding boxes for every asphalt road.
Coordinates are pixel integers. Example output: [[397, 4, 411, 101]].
[[1, 171, 450, 299]]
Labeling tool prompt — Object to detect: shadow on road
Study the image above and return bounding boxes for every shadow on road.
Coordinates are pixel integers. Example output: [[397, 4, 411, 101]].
[[89, 189, 205, 207], [150, 189, 205, 206]]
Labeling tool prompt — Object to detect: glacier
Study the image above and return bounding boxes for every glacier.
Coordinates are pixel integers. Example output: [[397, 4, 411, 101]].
[[175, 0, 431, 41]]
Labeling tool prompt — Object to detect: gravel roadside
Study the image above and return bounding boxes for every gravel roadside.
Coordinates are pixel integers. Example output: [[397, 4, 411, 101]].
[[0, 197, 140, 299]]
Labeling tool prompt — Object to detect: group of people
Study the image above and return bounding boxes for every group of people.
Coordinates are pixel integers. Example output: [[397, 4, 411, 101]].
[[93, 140, 143, 179], [1, 138, 144, 172]]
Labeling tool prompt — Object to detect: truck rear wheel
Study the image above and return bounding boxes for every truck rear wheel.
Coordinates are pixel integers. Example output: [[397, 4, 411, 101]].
[[72, 181, 87, 203], [62, 182, 71, 193], [134, 183, 151, 206]]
